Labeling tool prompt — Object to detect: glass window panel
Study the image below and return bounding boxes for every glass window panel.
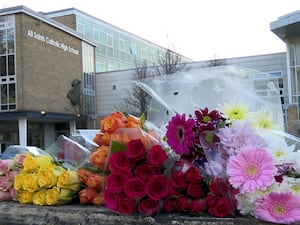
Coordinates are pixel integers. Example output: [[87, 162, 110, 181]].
[[107, 47, 113, 57], [8, 55, 14, 75], [0, 16, 5, 29], [0, 56, 6, 76], [107, 34, 113, 47], [7, 28, 14, 54], [1, 84, 7, 104], [100, 44, 106, 55], [8, 83, 15, 103], [119, 39, 125, 51], [0, 30, 6, 55], [296, 43, 300, 66]]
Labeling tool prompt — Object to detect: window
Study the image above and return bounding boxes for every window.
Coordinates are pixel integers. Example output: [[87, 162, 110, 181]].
[[93, 29, 100, 42], [141, 47, 146, 59], [107, 34, 113, 47], [130, 43, 137, 55], [119, 39, 125, 51]]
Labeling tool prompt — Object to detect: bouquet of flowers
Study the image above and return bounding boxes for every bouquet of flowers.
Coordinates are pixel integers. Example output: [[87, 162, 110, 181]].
[[104, 129, 170, 216], [0, 151, 25, 201], [13, 149, 81, 206], [136, 66, 300, 224], [78, 111, 161, 207]]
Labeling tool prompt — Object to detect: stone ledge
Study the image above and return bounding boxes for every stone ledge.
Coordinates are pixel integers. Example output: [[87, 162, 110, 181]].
[[0, 202, 298, 225]]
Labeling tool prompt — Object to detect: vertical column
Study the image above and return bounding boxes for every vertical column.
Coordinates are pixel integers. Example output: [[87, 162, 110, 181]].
[[18, 117, 27, 146], [69, 120, 76, 135]]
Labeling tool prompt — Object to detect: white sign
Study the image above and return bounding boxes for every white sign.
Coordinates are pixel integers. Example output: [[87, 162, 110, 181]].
[[27, 29, 80, 55]]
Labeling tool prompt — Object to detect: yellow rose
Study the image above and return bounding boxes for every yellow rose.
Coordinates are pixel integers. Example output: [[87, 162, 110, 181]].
[[22, 153, 39, 173], [23, 173, 39, 192], [32, 189, 47, 206], [14, 173, 25, 190], [37, 166, 58, 188], [57, 169, 81, 192], [46, 187, 60, 205], [59, 188, 75, 203], [17, 190, 34, 204], [36, 155, 55, 168]]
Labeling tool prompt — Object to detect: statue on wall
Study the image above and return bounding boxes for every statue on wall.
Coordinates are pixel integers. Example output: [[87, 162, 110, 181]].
[[67, 79, 81, 106]]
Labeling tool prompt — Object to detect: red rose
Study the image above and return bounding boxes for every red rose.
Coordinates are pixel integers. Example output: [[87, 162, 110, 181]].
[[174, 196, 189, 212], [104, 190, 118, 210], [137, 197, 159, 216], [145, 175, 169, 200], [106, 172, 128, 193], [208, 196, 234, 218], [124, 177, 146, 199], [187, 183, 204, 198], [190, 199, 207, 213], [205, 194, 218, 207], [163, 197, 175, 212], [170, 187, 181, 196], [184, 165, 204, 183], [170, 171, 187, 190], [135, 164, 160, 181], [209, 178, 229, 196], [116, 194, 135, 215], [126, 139, 146, 162], [109, 151, 133, 171], [147, 145, 167, 167]]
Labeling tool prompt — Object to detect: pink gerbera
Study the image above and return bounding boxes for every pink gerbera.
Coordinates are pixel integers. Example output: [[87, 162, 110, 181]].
[[226, 146, 277, 193], [253, 192, 300, 224], [166, 113, 195, 155]]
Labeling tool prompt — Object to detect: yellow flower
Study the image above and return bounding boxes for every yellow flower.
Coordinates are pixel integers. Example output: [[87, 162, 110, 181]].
[[251, 107, 278, 130], [37, 166, 59, 188], [22, 153, 39, 173], [36, 155, 56, 168], [219, 102, 250, 122], [32, 189, 47, 206], [23, 173, 39, 192], [59, 188, 75, 203], [14, 173, 25, 191], [23, 153, 56, 173], [17, 190, 34, 204], [46, 187, 60, 205], [57, 169, 81, 192]]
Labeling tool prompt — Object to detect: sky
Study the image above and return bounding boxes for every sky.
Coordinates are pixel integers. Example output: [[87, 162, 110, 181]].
[[3, 0, 300, 61]]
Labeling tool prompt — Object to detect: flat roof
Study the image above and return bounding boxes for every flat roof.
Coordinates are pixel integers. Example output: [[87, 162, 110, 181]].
[[0, 5, 97, 47], [270, 9, 300, 41]]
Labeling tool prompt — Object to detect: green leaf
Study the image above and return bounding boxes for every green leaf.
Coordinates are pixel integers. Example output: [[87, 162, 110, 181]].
[[110, 141, 126, 154]]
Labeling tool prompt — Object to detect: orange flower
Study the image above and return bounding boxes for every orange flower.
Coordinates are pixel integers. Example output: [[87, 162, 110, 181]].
[[92, 192, 105, 206], [85, 174, 106, 191], [100, 112, 127, 133], [90, 146, 109, 171], [127, 115, 142, 128], [78, 168, 95, 183], [93, 133, 111, 146], [79, 187, 98, 204]]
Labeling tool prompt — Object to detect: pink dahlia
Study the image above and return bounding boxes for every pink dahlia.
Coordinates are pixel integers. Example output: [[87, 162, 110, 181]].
[[253, 192, 300, 224], [166, 113, 195, 155], [226, 146, 276, 193]]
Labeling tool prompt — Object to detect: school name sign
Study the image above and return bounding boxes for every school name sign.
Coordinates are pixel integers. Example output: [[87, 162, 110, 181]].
[[27, 29, 80, 55]]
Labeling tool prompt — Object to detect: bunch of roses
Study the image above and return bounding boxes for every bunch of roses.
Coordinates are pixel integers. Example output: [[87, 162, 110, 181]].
[[78, 145, 108, 205], [163, 160, 208, 215], [14, 152, 81, 205], [0, 154, 25, 201], [104, 138, 169, 216]]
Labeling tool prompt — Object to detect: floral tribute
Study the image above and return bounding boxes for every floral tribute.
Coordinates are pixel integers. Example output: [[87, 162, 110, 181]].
[[78, 111, 160, 207], [105, 137, 169, 216], [13, 152, 81, 205], [165, 103, 300, 224], [0, 155, 24, 201]]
